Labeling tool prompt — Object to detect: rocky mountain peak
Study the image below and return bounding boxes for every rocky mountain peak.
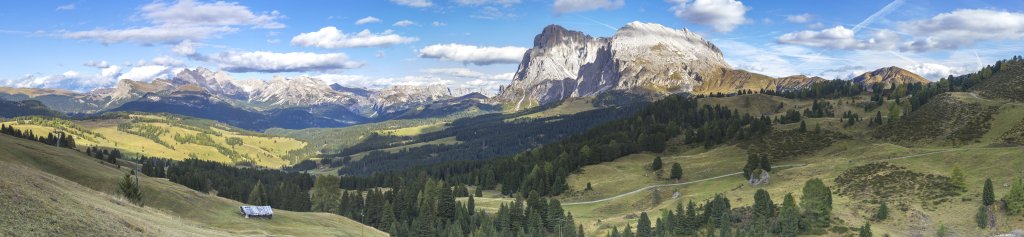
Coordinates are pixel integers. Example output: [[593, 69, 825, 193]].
[[495, 22, 730, 110], [852, 66, 930, 87], [533, 24, 596, 48]]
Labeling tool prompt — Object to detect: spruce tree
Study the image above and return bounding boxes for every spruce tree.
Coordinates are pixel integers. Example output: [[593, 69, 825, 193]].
[[468, 195, 475, 215], [475, 187, 483, 197], [1004, 178, 1024, 215], [801, 178, 832, 229], [753, 189, 775, 221], [859, 222, 872, 237], [670, 163, 683, 181], [951, 167, 966, 191], [248, 182, 266, 205], [636, 212, 652, 237], [775, 193, 799, 237], [118, 173, 143, 206], [874, 201, 888, 221], [799, 121, 807, 132], [652, 156, 663, 171], [975, 204, 988, 229], [983, 178, 996, 206]]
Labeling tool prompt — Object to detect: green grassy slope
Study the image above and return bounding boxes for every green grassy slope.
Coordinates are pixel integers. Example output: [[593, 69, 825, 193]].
[[0, 134, 385, 236]]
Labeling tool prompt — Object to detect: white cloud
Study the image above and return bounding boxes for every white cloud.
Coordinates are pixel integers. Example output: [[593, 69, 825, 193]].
[[553, 0, 624, 14], [899, 9, 1024, 52], [777, 26, 900, 50], [903, 63, 965, 81], [391, 0, 432, 8], [118, 65, 177, 81], [56, 4, 75, 11], [84, 60, 111, 68], [355, 16, 382, 25], [149, 55, 186, 67], [63, 0, 282, 44], [393, 20, 416, 27], [432, 21, 447, 26], [786, 13, 811, 23], [669, 0, 748, 32], [418, 43, 527, 65], [200, 51, 364, 73], [291, 27, 418, 48], [807, 22, 824, 29], [456, 0, 520, 6], [172, 40, 197, 56]]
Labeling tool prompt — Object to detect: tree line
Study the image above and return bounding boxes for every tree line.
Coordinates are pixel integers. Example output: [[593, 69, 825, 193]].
[[1, 124, 76, 149]]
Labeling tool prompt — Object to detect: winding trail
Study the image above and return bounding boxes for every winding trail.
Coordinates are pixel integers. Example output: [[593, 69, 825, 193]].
[[563, 164, 806, 206], [562, 148, 963, 206]]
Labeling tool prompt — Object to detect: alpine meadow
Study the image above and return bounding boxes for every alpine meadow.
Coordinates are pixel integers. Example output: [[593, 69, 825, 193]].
[[2, 0, 1024, 236]]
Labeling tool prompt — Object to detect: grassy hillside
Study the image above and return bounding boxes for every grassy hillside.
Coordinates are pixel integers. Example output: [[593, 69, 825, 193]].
[[461, 89, 1024, 236], [1, 113, 307, 167], [0, 133, 385, 236]]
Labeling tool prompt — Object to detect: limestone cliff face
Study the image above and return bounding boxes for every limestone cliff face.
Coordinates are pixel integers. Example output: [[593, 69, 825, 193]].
[[495, 22, 729, 110]]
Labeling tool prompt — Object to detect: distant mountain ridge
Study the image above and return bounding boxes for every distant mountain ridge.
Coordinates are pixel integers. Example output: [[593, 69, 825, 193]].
[[852, 66, 930, 87]]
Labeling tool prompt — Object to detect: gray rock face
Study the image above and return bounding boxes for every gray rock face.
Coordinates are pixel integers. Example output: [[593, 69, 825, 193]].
[[495, 22, 730, 110]]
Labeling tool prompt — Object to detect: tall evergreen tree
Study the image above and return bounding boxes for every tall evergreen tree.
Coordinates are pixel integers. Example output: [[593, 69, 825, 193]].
[[651, 157, 663, 171], [983, 178, 996, 206], [468, 195, 475, 215], [859, 222, 872, 237], [636, 212, 652, 237], [753, 189, 775, 221], [800, 178, 832, 229], [1004, 178, 1024, 215], [118, 173, 143, 206], [874, 201, 888, 221], [670, 163, 683, 181], [775, 193, 799, 237], [951, 167, 966, 191], [975, 204, 988, 229], [248, 182, 266, 205]]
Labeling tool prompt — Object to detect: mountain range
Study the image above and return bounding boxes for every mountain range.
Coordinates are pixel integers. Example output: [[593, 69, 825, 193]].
[[0, 22, 931, 129]]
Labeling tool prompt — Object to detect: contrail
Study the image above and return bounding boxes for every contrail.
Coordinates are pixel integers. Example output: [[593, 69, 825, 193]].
[[578, 15, 617, 31], [853, 0, 905, 33]]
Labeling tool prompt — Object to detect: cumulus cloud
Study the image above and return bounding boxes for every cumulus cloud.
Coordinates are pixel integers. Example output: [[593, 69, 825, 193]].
[[393, 20, 416, 27], [63, 0, 283, 44], [418, 44, 527, 65], [669, 0, 748, 32], [199, 51, 363, 73], [903, 63, 965, 81], [899, 9, 1024, 52], [391, 0, 432, 8], [56, 4, 75, 11], [291, 27, 418, 48], [84, 60, 112, 68], [786, 13, 811, 23], [432, 21, 447, 26], [553, 0, 624, 14], [172, 40, 197, 56], [355, 16, 382, 25], [777, 26, 901, 50], [118, 65, 178, 81]]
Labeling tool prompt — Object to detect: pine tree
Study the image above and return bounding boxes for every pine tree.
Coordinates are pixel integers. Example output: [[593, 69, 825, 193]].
[[753, 189, 775, 221], [1004, 178, 1024, 215], [874, 201, 888, 221], [651, 156, 663, 171], [622, 223, 634, 237], [775, 193, 799, 237], [585, 182, 593, 191], [801, 178, 832, 229], [799, 121, 807, 132], [670, 163, 683, 181], [248, 182, 266, 205], [468, 195, 475, 215], [951, 167, 966, 191], [578, 224, 585, 237], [636, 212, 652, 237], [310, 175, 340, 212], [983, 178, 996, 206], [475, 187, 484, 197], [118, 173, 143, 206], [381, 201, 397, 231], [975, 204, 988, 229], [859, 222, 872, 237]]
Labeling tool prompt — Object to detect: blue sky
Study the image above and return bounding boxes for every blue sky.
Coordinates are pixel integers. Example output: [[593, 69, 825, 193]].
[[2, 0, 1023, 93]]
